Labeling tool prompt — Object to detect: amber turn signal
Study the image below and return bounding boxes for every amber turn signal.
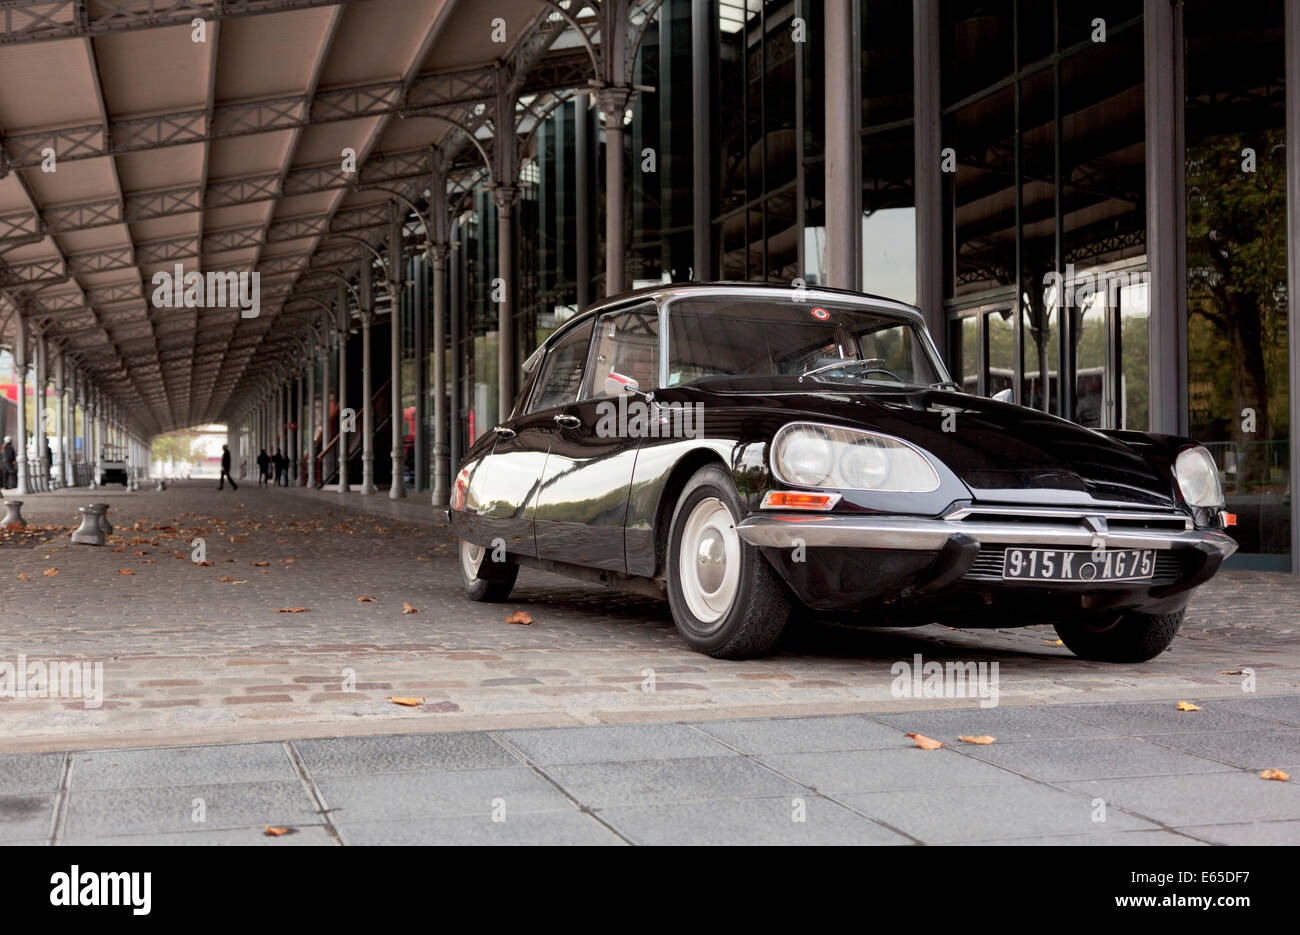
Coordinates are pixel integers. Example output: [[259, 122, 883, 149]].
[[761, 490, 840, 510]]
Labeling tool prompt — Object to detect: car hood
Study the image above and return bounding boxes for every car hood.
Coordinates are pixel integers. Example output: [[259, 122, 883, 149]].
[[681, 379, 1179, 510]]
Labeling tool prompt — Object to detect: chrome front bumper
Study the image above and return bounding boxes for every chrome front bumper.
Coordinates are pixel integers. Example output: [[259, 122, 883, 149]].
[[735, 509, 1239, 559]]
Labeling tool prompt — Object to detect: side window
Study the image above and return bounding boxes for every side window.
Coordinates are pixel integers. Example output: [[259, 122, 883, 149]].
[[525, 320, 594, 414], [582, 304, 661, 399]]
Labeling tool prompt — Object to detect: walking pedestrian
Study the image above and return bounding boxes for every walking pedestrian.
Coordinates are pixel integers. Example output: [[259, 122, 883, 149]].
[[2, 436, 16, 490], [218, 444, 238, 490], [273, 449, 288, 486], [257, 448, 270, 487]]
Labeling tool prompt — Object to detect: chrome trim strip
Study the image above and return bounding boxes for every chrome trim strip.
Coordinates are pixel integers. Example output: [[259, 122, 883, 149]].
[[943, 504, 1193, 530], [735, 514, 1237, 559]]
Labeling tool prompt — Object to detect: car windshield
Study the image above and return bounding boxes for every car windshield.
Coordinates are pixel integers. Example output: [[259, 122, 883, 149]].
[[666, 296, 948, 389]]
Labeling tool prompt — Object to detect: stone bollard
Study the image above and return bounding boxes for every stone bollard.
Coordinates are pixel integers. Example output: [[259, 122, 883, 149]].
[[2, 500, 25, 527], [70, 505, 106, 546], [89, 502, 113, 536]]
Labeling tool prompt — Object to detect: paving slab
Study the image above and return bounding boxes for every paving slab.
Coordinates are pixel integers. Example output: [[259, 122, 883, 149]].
[[62, 781, 320, 838], [293, 732, 517, 777], [758, 747, 1015, 793], [335, 811, 625, 845], [70, 742, 295, 789], [598, 795, 911, 845], [691, 714, 908, 754], [956, 737, 1238, 781], [1057, 772, 1300, 826], [868, 705, 1119, 742], [543, 756, 804, 808], [317, 767, 574, 822], [1138, 729, 1300, 771], [0, 793, 54, 842], [836, 782, 1158, 844], [0, 752, 65, 795], [498, 722, 736, 765]]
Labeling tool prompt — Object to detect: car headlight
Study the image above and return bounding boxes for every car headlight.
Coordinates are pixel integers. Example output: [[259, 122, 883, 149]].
[[771, 423, 940, 492], [1174, 445, 1224, 508]]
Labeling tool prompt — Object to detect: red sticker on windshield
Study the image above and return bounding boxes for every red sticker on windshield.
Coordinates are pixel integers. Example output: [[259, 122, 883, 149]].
[[811, 307, 830, 320]]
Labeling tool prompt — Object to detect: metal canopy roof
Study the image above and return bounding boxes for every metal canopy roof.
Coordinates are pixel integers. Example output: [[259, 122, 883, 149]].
[[0, 0, 636, 437]]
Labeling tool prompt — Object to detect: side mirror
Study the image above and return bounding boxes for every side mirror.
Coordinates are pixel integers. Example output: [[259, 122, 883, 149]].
[[991, 388, 1013, 403], [605, 371, 640, 397]]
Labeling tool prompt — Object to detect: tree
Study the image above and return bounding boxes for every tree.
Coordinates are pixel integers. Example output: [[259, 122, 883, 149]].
[[1186, 129, 1289, 487]]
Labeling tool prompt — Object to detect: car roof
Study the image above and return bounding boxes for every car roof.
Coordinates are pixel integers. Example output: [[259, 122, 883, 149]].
[[543, 281, 926, 347]]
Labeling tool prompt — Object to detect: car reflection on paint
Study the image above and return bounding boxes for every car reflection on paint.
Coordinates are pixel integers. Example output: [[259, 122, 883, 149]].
[[448, 282, 1237, 662]]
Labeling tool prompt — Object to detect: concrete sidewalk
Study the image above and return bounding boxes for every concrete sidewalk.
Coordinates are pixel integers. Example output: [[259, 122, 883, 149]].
[[6, 697, 1300, 845]]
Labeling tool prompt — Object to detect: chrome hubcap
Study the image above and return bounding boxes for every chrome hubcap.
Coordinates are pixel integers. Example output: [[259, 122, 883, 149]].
[[678, 497, 741, 627], [460, 539, 484, 580]]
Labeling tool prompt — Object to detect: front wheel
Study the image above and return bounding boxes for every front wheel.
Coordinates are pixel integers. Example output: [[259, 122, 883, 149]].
[[459, 538, 519, 602], [666, 464, 792, 658], [1054, 608, 1185, 662]]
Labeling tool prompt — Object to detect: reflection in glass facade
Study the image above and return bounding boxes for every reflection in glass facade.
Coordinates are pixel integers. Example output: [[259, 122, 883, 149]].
[[418, 0, 1297, 572], [1185, 0, 1290, 567]]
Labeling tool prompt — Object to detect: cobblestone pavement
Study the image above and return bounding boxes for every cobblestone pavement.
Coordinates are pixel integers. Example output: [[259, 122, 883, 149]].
[[0, 481, 1297, 755], [5, 698, 1300, 845]]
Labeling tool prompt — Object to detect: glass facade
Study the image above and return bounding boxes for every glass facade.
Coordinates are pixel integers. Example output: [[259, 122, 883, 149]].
[[1185, 0, 1290, 568], [417, 0, 1297, 571]]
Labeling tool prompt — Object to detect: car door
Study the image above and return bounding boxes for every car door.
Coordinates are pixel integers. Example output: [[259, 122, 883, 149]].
[[533, 302, 661, 572], [469, 318, 595, 558]]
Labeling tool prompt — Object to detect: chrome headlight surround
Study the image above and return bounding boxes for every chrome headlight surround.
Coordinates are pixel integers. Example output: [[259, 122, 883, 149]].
[[770, 422, 941, 493], [1173, 445, 1224, 509]]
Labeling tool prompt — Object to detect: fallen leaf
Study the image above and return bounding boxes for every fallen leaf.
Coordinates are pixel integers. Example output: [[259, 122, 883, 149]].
[[905, 733, 943, 750], [264, 826, 290, 836], [196, 561, 212, 566], [111, 545, 126, 552], [220, 576, 235, 582], [251, 561, 270, 567], [401, 602, 418, 615], [1177, 701, 1202, 712], [506, 611, 533, 625], [275, 607, 308, 613], [42, 568, 58, 577], [1220, 669, 1245, 675], [416, 556, 430, 561], [357, 595, 376, 602], [230, 536, 243, 542], [17, 572, 28, 580], [1044, 639, 1063, 645], [117, 569, 135, 575], [386, 696, 424, 706], [284, 558, 295, 563], [1261, 768, 1291, 782], [958, 735, 996, 745]]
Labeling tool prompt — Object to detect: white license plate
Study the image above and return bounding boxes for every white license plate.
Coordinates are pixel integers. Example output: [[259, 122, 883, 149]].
[[1002, 548, 1156, 582]]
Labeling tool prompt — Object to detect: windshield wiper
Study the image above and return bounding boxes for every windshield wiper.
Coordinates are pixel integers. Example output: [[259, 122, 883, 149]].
[[799, 358, 885, 383]]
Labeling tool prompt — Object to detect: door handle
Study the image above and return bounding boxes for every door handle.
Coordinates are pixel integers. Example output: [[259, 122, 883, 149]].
[[553, 414, 581, 428], [493, 425, 516, 439]]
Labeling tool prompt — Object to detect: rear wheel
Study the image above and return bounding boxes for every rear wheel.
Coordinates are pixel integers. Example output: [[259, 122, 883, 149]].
[[1054, 608, 1185, 662], [459, 538, 519, 602], [666, 464, 791, 658]]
